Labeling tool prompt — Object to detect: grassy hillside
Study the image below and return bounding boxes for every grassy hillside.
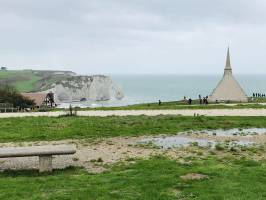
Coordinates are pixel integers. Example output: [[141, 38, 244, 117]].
[[0, 70, 75, 92], [0, 70, 40, 92]]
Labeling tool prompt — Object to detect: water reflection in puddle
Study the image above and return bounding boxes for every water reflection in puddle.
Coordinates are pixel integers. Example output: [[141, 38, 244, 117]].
[[183, 128, 266, 137], [139, 136, 210, 149], [138, 128, 265, 149], [138, 136, 254, 149]]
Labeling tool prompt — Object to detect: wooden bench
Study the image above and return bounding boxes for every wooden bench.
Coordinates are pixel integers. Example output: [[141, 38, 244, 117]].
[[0, 145, 76, 172]]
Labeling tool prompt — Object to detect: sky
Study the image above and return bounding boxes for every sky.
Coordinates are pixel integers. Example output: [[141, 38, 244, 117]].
[[0, 0, 266, 75]]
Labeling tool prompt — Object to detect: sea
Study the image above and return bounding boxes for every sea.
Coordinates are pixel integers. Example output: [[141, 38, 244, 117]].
[[58, 74, 266, 108]]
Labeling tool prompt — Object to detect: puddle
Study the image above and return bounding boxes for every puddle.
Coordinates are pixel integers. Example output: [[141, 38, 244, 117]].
[[138, 136, 254, 149], [137, 128, 265, 149], [182, 128, 266, 137]]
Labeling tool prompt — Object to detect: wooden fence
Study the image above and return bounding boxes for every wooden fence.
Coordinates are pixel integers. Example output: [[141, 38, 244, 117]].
[[0, 103, 19, 113]]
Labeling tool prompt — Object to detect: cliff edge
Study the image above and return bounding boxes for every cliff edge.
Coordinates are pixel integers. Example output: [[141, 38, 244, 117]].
[[0, 69, 124, 102], [43, 75, 124, 102]]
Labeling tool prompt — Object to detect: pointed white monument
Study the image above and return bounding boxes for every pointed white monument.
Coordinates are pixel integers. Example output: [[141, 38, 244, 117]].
[[209, 48, 248, 102]]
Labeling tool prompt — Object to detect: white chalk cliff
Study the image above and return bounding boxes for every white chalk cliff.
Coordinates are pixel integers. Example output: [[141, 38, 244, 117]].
[[43, 75, 124, 102]]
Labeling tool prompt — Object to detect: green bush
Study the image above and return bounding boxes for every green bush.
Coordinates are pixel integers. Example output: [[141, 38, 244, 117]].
[[0, 84, 35, 108]]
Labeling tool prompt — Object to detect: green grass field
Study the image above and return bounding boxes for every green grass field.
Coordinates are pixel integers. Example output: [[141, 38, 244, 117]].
[[66, 97, 266, 111], [0, 70, 41, 92], [0, 70, 72, 92], [15, 74, 41, 92], [78, 102, 266, 110], [0, 156, 265, 200], [0, 115, 266, 142], [1, 116, 266, 199]]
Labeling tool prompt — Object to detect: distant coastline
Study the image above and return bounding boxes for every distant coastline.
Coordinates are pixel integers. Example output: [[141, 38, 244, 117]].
[[59, 74, 266, 108]]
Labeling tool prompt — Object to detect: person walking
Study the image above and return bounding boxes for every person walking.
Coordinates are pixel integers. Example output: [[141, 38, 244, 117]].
[[205, 96, 209, 105], [188, 98, 192, 105], [199, 95, 202, 105]]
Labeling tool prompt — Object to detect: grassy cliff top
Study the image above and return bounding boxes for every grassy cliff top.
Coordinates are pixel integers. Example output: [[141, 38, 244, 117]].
[[0, 69, 76, 92]]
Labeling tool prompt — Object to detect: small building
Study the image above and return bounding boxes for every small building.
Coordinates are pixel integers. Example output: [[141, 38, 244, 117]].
[[209, 48, 248, 103], [21, 92, 55, 108]]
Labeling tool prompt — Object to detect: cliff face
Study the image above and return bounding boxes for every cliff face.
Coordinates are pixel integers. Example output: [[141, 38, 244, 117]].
[[43, 75, 124, 102], [0, 69, 123, 102]]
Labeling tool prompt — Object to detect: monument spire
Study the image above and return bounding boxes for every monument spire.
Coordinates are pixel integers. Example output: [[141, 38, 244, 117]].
[[209, 47, 247, 103], [224, 47, 232, 75]]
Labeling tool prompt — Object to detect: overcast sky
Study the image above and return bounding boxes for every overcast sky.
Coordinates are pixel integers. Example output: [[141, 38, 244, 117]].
[[1, 0, 266, 75]]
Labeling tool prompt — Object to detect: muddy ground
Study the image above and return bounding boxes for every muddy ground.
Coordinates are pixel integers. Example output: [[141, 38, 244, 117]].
[[1, 132, 266, 173]]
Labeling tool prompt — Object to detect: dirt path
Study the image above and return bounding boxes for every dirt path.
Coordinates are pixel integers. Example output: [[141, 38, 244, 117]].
[[0, 137, 182, 173], [1, 109, 266, 118]]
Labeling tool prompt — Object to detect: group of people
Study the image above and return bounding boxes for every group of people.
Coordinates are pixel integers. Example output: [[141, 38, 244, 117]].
[[199, 95, 209, 105], [253, 93, 266, 98], [184, 95, 208, 105], [158, 92, 265, 106]]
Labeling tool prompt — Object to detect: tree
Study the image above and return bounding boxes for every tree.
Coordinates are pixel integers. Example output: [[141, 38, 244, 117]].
[[0, 85, 35, 108], [1, 67, 7, 70]]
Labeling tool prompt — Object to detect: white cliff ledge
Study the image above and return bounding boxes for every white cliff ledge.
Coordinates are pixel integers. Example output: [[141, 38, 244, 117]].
[[42, 75, 124, 103]]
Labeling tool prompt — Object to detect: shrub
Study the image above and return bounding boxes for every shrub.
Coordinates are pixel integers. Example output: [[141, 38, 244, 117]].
[[0, 84, 35, 108]]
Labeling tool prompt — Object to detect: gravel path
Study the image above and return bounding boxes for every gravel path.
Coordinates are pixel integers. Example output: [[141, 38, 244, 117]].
[[1, 109, 266, 118], [0, 137, 174, 173]]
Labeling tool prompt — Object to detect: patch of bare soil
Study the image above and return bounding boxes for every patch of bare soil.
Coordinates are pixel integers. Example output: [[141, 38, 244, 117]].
[[0, 137, 190, 173], [180, 173, 209, 181], [0, 133, 265, 173]]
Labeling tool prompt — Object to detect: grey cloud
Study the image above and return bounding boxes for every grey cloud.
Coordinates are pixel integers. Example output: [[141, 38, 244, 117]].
[[0, 0, 266, 74]]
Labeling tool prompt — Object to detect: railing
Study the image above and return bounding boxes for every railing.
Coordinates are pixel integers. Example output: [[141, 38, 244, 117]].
[[0, 107, 19, 113]]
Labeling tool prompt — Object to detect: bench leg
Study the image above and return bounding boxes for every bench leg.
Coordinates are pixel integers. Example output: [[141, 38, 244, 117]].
[[39, 155, 52, 172]]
